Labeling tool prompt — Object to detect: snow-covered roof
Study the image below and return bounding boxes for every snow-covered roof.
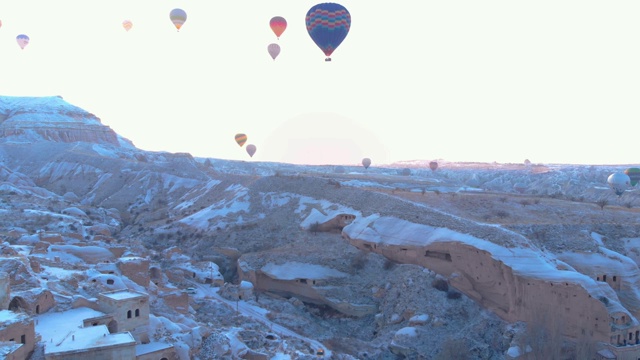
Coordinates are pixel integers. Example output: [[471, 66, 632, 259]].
[[35, 307, 106, 345], [100, 289, 147, 301], [261, 262, 348, 281], [44, 325, 135, 355], [239, 280, 254, 289], [0, 342, 22, 356], [0, 310, 28, 326]]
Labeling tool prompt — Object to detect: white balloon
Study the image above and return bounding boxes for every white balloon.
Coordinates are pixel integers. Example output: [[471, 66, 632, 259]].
[[607, 172, 630, 196]]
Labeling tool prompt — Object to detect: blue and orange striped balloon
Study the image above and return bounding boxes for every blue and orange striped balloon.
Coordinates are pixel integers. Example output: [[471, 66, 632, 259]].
[[170, 9, 187, 31], [305, 3, 351, 61]]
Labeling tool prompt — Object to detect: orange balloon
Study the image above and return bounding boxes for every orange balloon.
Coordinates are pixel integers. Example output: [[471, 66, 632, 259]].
[[269, 16, 287, 39]]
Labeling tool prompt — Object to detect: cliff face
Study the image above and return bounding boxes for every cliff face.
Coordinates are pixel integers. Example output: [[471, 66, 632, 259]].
[[0, 95, 132, 147], [342, 218, 640, 346]]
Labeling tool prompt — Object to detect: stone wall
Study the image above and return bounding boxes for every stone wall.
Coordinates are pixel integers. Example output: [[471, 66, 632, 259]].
[[159, 291, 189, 314], [117, 258, 150, 287], [0, 272, 9, 309]]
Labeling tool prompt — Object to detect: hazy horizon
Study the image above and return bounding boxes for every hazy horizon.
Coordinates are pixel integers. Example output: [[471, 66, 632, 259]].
[[2, 1, 639, 166]]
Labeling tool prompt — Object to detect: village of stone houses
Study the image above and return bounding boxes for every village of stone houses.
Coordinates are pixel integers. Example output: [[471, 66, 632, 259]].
[[2, 96, 640, 359]]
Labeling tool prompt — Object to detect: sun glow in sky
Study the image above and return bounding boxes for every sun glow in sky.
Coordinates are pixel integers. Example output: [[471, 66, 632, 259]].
[[1, 1, 640, 166]]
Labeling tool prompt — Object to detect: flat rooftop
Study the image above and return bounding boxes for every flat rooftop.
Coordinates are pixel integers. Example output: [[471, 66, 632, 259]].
[[100, 289, 147, 301], [0, 342, 23, 356], [44, 325, 135, 355], [35, 307, 106, 345], [0, 310, 28, 327]]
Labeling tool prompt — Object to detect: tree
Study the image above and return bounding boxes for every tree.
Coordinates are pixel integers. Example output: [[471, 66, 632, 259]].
[[596, 198, 608, 210], [308, 221, 320, 235]]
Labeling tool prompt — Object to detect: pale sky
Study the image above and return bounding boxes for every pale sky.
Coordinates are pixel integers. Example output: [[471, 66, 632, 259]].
[[1, 1, 639, 166]]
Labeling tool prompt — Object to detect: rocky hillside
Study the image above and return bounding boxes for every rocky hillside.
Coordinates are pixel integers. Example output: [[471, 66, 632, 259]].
[[2, 96, 640, 359], [0, 96, 133, 147]]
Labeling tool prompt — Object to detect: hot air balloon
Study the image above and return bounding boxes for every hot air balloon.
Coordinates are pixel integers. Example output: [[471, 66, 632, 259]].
[[624, 168, 640, 187], [270, 16, 287, 39], [305, 3, 351, 61], [267, 43, 281, 60], [607, 173, 630, 196], [170, 8, 187, 31], [16, 34, 29, 50], [429, 161, 438, 171], [234, 133, 247, 147], [246, 144, 257, 158], [122, 20, 133, 32], [362, 158, 371, 169]]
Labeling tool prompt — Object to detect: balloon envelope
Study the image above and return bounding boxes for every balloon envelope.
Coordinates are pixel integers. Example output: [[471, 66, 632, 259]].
[[305, 3, 351, 61], [607, 173, 630, 196], [246, 144, 257, 158], [624, 167, 640, 187], [170, 8, 187, 31], [429, 161, 438, 171], [267, 43, 281, 60], [362, 158, 371, 169], [16, 34, 29, 49], [235, 133, 247, 147], [270, 16, 287, 39], [122, 20, 133, 32]]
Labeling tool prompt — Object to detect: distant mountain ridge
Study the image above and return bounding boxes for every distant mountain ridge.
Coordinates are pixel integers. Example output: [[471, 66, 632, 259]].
[[0, 95, 134, 148]]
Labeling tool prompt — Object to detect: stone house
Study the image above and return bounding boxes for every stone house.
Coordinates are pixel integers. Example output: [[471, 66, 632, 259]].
[[9, 288, 55, 315], [0, 310, 35, 360], [158, 291, 189, 314], [97, 289, 149, 342]]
